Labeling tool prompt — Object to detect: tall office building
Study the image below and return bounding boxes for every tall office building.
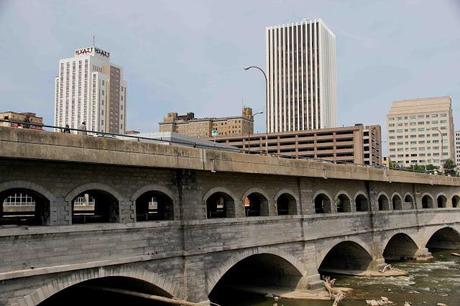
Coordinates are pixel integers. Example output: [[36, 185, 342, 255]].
[[455, 130, 460, 165], [54, 46, 127, 134], [266, 18, 336, 133], [387, 97, 455, 167]]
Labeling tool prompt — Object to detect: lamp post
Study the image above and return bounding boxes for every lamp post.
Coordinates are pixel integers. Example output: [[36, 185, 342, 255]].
[[433, 128, 444, 173], [244, 65, 268, 131]]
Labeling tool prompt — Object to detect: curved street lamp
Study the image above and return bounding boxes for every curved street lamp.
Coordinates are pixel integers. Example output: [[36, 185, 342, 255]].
[[244, 66, 268, 129]]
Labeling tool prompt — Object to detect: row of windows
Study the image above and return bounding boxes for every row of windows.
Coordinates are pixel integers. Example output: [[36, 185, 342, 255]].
[[388, 113, 448, 121]]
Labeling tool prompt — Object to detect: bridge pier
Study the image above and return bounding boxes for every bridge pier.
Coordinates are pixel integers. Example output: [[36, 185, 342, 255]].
[[414, 247, 433, 260]]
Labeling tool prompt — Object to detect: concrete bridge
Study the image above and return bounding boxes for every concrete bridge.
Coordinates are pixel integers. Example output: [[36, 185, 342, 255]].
[[0, 127, 459, 306]]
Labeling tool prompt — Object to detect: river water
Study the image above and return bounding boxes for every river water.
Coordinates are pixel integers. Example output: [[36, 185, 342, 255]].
[[221, 250, 460, 306]]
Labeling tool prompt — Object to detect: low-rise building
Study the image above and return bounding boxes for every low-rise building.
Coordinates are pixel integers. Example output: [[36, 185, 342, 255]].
[[211, 124, 382, 166], [0, 111, 43, 129], [159, 107, 254, 138], [387, 96, 455, 167]]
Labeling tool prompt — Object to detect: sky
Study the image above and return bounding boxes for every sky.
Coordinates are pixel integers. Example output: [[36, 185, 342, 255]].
[[1, 0, 460, 138]]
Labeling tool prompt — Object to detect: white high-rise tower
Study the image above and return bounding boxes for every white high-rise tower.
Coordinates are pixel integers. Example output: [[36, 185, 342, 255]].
[[266, 19, 336, 133], [54, 47, 127, 134]]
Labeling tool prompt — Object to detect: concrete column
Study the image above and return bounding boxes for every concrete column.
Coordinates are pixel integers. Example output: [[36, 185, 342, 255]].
[[55, 198, 72, 225], [176, 170, 206, 220], [415, 247, 433, 260], [298, 178, 314, 215], [268, 198, 277, 216], [367, 182, 378, 212], [119, 200, 135, 223], [184, 256, 211, 304]]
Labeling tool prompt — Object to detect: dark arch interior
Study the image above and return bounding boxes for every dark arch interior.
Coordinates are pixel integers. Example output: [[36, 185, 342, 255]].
[[336, 194, 351, 213], [209, 254, 302, 305], [383, 233, 418, 262], [314, 193, 331, 213], [422, 195, 433, 209], [37, 276, 172, 306], [404, 194, 414, 209], [355, 194, 369, 212], [244, 193, 268, 217], [452, 195, 460, 208], [437, 195, 447, 208], [392, 195, 402, 210], [72, 189, 119, 224], [276, 193, 297, 215], [426, 227, 460, 251], [378, 195, 390, 211], [318, 241, 372, 275], [206, 192, 235, 218], [0, 188, 50, 226], [136, 191, 174, 221]]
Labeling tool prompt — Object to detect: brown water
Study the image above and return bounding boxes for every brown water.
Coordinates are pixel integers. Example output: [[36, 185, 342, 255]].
[[219, 250, 460, 306]]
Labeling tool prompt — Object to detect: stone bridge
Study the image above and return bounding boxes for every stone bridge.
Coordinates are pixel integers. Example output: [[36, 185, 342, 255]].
[[0, 127, 459, 305]]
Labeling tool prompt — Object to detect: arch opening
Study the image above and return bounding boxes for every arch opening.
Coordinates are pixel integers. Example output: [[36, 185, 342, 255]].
[[72, 190, 119, 224], [392, 194, 402, 210], [336, 194, 351, 213], [426, 227, 460, 251], [0, 188, 50, 226], [244, 192, 269, 217], [136, 191, 174, 221], [383, 233, 418, 262], [209, 254, 302, 305], [314, 193, 332, 214], [452, 195, 460, 208], [318, 241, 372, 275], [276, 193, 297, 215], [404, 194, 414, 209], [437, 195, 447, 208], [355, 194, 369, 212], [37, 276, 172, 306], [378, 194, 390, 211], [422, 195, 433, 209], [206, 192, 235, 218]]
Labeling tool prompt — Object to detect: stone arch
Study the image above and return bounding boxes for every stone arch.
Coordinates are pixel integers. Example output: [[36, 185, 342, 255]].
[[204, 187, 237, 218], [14, 266, 177, 306], [313, 190, 333, 213], [65, 183, 124, 224], [318, 239, 373, 275], [452, 194, 460, 208], [377, 192, 390, 211], [383, 232, 419, 261], [425, 226, 460, 250], [0, 180, 56, 202], [421, 193, 434, 209], [130, 184, 177, 203], [403, 193, 415, 209], [335, 191, 352, 213], [436, 193, 448, 208], [242, 188, 270, 217], [274, 189, 298, 215], [391, 193, 403, 210], [206, 247, 304, 295], [65, 183, 124, 203], [0, 180, 55, 226], [354, 192, 369, 212]]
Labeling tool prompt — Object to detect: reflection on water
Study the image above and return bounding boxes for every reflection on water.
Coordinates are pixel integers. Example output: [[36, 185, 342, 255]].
[[219, 250, 460, 306]]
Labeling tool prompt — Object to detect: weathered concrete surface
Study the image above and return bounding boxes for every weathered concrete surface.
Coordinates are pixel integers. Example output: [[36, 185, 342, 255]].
[[0, 127, 459, 306]]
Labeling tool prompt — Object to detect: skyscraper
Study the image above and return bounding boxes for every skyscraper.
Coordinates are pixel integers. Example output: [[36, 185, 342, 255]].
[[266, 18, 336, 133], [54, 47, 127, 134]]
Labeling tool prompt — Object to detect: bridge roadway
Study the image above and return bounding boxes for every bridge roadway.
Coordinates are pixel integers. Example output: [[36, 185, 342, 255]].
[[0, 127, 459, 305]]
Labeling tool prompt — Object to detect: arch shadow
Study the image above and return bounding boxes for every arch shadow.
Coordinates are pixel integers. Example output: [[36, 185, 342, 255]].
[[426, 227, 460, 250], [318, 240, 373, 275], [383, 233, 419, 262]]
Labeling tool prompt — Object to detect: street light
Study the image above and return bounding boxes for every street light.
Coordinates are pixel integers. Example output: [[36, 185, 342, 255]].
[[433, 127, 444, 173], [244, 65, 268, 130]]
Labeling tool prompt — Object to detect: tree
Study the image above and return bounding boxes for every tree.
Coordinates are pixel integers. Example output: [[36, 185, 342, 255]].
[[443, 159, 457, 176]]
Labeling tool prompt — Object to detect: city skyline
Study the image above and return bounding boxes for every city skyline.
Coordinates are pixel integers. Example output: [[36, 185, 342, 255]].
[[1, 0, 460, 136]]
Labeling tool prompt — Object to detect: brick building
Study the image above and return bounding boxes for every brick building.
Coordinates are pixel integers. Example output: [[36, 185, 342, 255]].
[[0, 111, 43, 130], [159, 107, 254, 138]]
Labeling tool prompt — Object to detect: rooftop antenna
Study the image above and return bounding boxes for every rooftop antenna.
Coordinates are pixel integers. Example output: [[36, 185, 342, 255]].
[[92, 35, 96, 47]]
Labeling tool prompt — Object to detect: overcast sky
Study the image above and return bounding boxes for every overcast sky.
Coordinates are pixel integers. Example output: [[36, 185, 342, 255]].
[[1, 0, 459, 137]]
